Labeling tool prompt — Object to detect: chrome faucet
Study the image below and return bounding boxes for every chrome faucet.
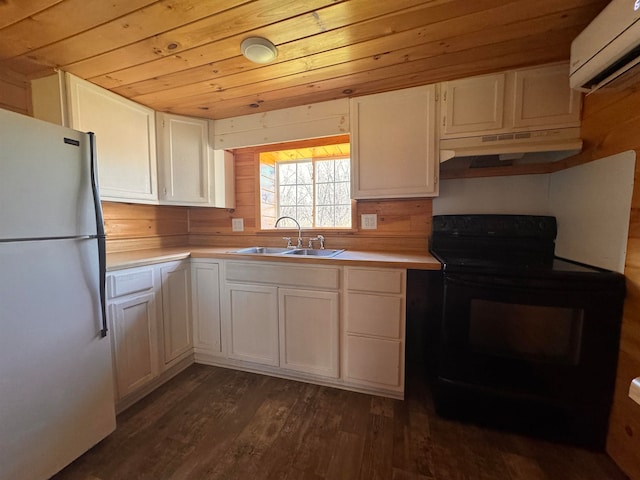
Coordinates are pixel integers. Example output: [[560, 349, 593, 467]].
[[308, 234, 325, 249], [275, 216, 303, 248]]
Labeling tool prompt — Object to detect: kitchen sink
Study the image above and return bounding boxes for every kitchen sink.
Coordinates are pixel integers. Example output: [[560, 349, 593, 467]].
[[231, 246, 345, 258], [282, 248, 344, 257], [232, 246, 292, 255]]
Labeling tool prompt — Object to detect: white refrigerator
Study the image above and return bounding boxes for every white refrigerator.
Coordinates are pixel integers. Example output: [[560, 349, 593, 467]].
[[0, 109, 116, 479]]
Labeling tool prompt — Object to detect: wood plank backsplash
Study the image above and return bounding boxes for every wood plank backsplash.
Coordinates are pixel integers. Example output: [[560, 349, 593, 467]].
[[102, 201, 189, 252]]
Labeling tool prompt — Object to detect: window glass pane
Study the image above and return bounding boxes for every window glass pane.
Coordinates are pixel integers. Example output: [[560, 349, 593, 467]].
[[279, 163, 297, 185], [316, 160, 334, 183], [316, 206, 336, 227], [297, 207, 313, 228], [296, 184, 312, 206], [336, 159, 350, 182], [335, 182, 350, 205], [316, 183, 335, 206], [279, 207, 297, 223], [297, 161, 313, 184], [279, 185, 297, 206]]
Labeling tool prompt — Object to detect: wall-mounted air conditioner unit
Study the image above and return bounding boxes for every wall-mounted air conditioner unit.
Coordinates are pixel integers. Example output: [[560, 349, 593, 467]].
[[570, 0, 640, 93]]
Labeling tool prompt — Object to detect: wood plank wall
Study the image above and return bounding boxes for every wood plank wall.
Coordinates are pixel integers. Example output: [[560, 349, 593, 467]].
[[188, 144, 432, 253], [102, 202, 189, 253], [0, 69, 30, 115], [575, 87, 640, 480]]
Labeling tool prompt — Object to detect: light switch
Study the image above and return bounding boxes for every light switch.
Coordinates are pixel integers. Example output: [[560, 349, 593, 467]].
[[232, 218, 244, 232], [361, 214, 377, 230]]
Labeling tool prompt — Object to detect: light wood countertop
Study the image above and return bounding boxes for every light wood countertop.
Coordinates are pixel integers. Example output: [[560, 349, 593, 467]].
[[107, 246, 442, 271]]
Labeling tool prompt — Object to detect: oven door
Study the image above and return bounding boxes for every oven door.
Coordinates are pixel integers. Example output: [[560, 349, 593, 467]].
[[438, 272, 623, 403]]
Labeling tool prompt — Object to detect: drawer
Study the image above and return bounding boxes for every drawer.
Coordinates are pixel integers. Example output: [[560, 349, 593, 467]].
[[346, 267, 404, 294], [225, 261, 340, 290], [346, 293, 403, 338], [108, 267, 155, 299], [345, 335, 403, 388]]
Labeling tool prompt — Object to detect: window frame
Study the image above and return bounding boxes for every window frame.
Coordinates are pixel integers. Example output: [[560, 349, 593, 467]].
[[252, 135, 356, 233]]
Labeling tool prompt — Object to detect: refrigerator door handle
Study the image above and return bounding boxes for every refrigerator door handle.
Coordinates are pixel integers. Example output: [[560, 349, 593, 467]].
[[89, 132, 108, 338]]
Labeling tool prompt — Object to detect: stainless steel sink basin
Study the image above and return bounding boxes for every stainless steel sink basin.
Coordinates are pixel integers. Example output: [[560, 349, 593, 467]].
[[282, 248, 344, 257], [232, 246, 292, 255], [231, 246, 345, 258]]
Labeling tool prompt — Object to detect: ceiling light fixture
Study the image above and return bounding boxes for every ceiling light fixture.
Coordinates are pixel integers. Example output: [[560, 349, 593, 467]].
[[241, 37, 278, 64]]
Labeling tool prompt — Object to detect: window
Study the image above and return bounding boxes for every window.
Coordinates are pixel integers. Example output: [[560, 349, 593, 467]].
[[260, 141, 351, 229]]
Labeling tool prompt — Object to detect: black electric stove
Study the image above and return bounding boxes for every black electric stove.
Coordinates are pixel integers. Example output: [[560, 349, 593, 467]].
[[427, 214, 625, 449]]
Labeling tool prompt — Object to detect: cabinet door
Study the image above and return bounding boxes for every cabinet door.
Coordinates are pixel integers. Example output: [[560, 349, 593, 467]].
[[440, 73, 506, 137], [191, 261, 223, 357], [350, 85, 438, 198], [512, 64, 581, 129], [345, 335, 403, 389], [157, 112, 210, 205], [109, 292, 159, 399], [66, 74, 157, 202], [278, 288, 339, 378], [160, 262, 192, 366], [224, 283, 279, 366]]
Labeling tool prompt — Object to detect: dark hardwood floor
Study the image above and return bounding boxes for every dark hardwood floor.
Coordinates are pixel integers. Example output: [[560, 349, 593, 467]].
[[52, 364, 628, 480]]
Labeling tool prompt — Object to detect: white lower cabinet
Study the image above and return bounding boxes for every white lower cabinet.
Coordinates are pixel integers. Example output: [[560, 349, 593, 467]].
[[279, 288, 339, 378], [225, 283, 279, 366], [108, 258, 409, 405], [107, 266, 160, 401], [219, 261, 342, 381], [343, 267, 406, 394], [159, 261, 193, 367], [107, 260, 193, 411], [191, 259, 223, 357]]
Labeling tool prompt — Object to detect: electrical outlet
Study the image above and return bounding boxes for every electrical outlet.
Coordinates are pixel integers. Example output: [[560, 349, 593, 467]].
[[361, 213, 377, 230], [231, 218, 244, 232]]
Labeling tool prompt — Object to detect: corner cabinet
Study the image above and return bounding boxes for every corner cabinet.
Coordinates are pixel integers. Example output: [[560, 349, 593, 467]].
[[191, 259, 224, 358], [350, 84, 438, 199], [156, 112, 210, 205], [159, 260, 193, 368], [107, 261, 193, 412], [156, 113, 236, 208], [440, 62, 581, 138], [66, 75, 158, 203]]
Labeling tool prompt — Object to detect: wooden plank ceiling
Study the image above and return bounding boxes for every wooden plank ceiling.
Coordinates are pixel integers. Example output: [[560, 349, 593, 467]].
[[0, 0, 609, 120]]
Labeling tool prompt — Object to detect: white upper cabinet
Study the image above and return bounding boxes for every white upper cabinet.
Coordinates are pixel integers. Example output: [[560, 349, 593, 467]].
[[156, 112, 210, 205], [66, 74, 158, 203], [440, 62, 581, 139], [440, 73, 506, 137], [512, 63, 582, 129], [350, 84, 438, 199], [31, 73, 235, 208]]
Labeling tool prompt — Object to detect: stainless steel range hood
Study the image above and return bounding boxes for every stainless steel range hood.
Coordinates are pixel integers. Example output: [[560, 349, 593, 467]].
[[440, 127, 582, 163]]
